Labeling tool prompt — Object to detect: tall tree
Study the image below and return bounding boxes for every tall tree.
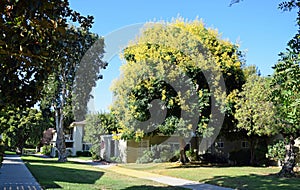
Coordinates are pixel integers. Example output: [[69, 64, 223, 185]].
[[271, 52, 300, 177], [0, 0, 94, 108], [41, 27, 106, 162], [267, 0, 300, 177], [111, 19, 244, 163], [235, 70, 277, 165]]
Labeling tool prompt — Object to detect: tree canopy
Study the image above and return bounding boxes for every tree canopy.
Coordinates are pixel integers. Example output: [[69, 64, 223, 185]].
[[111, 19, 244, 148], [40, 26, 105, 162], [0, 0, 94, 108], [0, 107, 48, 153]]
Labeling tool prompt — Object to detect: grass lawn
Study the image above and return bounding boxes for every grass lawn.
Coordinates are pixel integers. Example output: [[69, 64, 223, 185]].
[[121, 163, 300, 190], [4, 150, 16, 155], [22, 156, 184, 190], [73, 156, 92, 161]]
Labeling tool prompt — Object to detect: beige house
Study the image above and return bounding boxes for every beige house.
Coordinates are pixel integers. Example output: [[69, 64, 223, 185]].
[[100, 135, 181, 163], [50, 121, 92, 157]]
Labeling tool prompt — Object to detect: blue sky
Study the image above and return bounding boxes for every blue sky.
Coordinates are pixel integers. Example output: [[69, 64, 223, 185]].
[[69, 0, 297, 112]]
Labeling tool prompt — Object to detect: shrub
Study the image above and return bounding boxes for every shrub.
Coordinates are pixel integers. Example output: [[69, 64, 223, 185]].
[[186, 149, 198, 161], [41, 145, 52, 156], [0, 142, 5, 164], [169, 150, 180, 162], [110, 156, 122, 163], [136, 144, 179, 163], [91, 152, 101, 161], [229, 149, 251, 166], [266, 140, 286, 165], [76, 151, 92, 157], [136, 150, 154, 164]]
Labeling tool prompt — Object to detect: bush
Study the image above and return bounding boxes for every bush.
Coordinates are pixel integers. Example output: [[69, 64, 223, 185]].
[[110, 156, 122, 163], [91, 152, 101, 161], [41, 145, 52, 156], [136, 144, 179, 163], [169, 150, 180, 162], [136, 150, 154, 164], [0, 142, 5, 164], [229, 149, 251, 166], [266, 140, 286, 165], [186, 149, 198, 161], [200, 153, 227, 164], [76, 151, 92, 157]]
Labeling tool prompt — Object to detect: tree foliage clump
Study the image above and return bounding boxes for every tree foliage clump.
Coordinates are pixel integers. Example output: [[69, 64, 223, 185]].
[[235, 69, 277, 165], [111, 19, 245, 163], [0, 107, 49, 153], [269, 0, 300, 177], [84, 112, 118, 158], [0, 0, 94, 108]]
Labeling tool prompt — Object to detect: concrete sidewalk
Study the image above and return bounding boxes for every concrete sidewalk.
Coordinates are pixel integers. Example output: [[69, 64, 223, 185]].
[[105, 165, 232, 190], [69, 158, 233, 190], [0, 155, 42, 190]]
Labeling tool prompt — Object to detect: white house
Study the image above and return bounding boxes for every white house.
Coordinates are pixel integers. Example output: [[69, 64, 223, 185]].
[[50, 121, 92, 157]]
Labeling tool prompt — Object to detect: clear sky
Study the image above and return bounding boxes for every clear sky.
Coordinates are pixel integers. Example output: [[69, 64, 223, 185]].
[[69, 0, 297, 112]]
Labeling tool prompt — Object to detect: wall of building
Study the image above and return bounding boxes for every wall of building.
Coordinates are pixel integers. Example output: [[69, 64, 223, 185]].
[[72, 125, 83, 155]]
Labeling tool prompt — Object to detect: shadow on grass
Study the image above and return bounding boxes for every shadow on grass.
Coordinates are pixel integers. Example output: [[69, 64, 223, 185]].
[[165, 163, 238, 169], [202, 173, 300, 190], [25, 162, 103, 189]]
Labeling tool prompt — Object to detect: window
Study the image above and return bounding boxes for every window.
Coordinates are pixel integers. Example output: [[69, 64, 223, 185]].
[[241, 141, 249, 148], [217, 142, 224, 148], [82, 143, 92, 151]]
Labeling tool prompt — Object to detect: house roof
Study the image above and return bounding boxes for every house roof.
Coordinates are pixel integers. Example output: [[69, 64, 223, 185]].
[[70, 120, 86, 127]]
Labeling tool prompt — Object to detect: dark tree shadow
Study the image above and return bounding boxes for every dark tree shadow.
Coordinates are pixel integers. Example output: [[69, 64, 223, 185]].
[[202, 173, 300, 190], [25, 162, 103, 189]]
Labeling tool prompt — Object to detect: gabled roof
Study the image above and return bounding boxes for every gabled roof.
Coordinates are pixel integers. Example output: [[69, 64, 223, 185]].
[[70, 120, 86, 127]]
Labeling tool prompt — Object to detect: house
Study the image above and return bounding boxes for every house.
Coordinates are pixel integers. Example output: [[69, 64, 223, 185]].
[[50, 121, 92, 157], [100, 132, 300, 164], [100, 134, 182, 163], [100, 132, 255, 163]]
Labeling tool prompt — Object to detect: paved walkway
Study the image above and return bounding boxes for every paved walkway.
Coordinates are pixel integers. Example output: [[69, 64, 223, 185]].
[[69, 158, 232, 190], [0, 155, 42, 190], [106, 165, 232, 190]]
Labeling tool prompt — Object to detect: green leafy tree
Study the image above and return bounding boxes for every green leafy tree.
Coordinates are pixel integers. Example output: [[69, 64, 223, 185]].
[[266, 0, 300, 177], [235, 70, 277, 165], [0, 108, 47, 153], [0, 0, 94, 108], [267, 140, 286, 165], [84, 112, 118, 159], [111, 19, 244, 163], [41, 27, 106, 162], [271, 53, 300, 177]]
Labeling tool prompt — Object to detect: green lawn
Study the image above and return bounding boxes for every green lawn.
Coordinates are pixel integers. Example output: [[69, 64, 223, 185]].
[[22, 156, 183, 190], [121, 163, 300, 190], [74, 156, 92, 161], [4, 150, 16, 155]]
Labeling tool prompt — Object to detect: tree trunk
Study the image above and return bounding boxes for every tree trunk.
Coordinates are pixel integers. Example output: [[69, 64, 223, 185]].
[[249, 138, 258, 166], [55, 108, 68, 162], [179, 137, 188, 164], [278, 137, 296, 177]]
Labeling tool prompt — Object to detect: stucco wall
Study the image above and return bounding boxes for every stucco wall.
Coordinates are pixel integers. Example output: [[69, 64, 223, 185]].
[[73, 125, 83, 154]]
